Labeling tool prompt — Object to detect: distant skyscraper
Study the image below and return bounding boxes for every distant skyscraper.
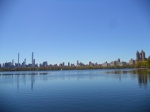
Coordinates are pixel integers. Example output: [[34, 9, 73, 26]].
[[89, 61, 92, 66], [12, 59, 14, 66], [18, 53, 20, 67], [32, 52, 35, 67], [77, 60, 79, 66], [43, 61, 48, 67], [33, 59, 35, 66], [129, 58, 135, 65], [68, 62, 70, 67], [136, 50, 140, 61], [24, 58, 26, 66], [141, 50, 146, 61], [136, 50, 146, 61], [118, 58, 120, 62], [62, 62, 65, 66], [32, 52, 33, 66]]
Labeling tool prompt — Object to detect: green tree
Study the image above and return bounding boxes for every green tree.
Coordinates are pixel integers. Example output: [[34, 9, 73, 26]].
[[147, 56, 150, 68], [136, 61, 148, 68]]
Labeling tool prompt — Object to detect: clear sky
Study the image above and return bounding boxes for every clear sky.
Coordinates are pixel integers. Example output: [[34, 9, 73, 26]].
[[0, 0, 150, 65]]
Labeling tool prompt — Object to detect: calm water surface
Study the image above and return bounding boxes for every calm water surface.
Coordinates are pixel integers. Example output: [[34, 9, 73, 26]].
[[0, 69, 150, 112]]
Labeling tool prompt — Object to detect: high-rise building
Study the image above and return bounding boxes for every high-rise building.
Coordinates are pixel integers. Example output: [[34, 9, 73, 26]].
[[32, 52, 34, 67], [43, 61, 48, 67], [136, 50, 146, 61], [24, 58, 26, 66], [129, 58, 135, 65], [89, 61, 91, 66], [136, 51, 140, 61], [12, 59, 14, 66], [33, 59, 35, 66], [110, 61, 116, 66], [118, 58, 120, 62], [68, 62, 70, 67], [141, 50, 146, 61], [18, 53, 20, 67], [102, 61, 108, 67], [62, 62, 65, 66], [32, 52, 35, 67], [77, 60, 79, 66]]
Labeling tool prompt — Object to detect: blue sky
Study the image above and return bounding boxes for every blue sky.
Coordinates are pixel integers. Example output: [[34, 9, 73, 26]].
[[0, 0, 150, 65]]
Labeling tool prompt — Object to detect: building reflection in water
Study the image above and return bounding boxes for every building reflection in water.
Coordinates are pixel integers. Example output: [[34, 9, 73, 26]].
[[129, 69, 150, 88], [31, 75, 35, 90], [17, 75, 19, 90], [105, 69, 150, 88], [138, 74, 147, 87], [0, 72, 36, 90], [14, 74, 35, 90], [0, 69, 150, 90], [136, 69, 150, 88]]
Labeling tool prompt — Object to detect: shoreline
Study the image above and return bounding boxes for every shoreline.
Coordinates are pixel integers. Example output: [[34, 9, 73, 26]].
[[0, 66, 142, 72]]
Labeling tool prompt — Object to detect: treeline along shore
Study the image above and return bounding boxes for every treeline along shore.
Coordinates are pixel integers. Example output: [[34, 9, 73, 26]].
[[0, 65, 147, 71]]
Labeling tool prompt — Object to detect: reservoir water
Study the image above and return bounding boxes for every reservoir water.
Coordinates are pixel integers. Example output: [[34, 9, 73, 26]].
[[0, 69, 150, 112]]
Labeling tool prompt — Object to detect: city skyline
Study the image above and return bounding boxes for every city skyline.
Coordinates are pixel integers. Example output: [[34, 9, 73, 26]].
[[0, 50, 149, 68], [0, 0, 150, 64], [1, 49, 150, 65]]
